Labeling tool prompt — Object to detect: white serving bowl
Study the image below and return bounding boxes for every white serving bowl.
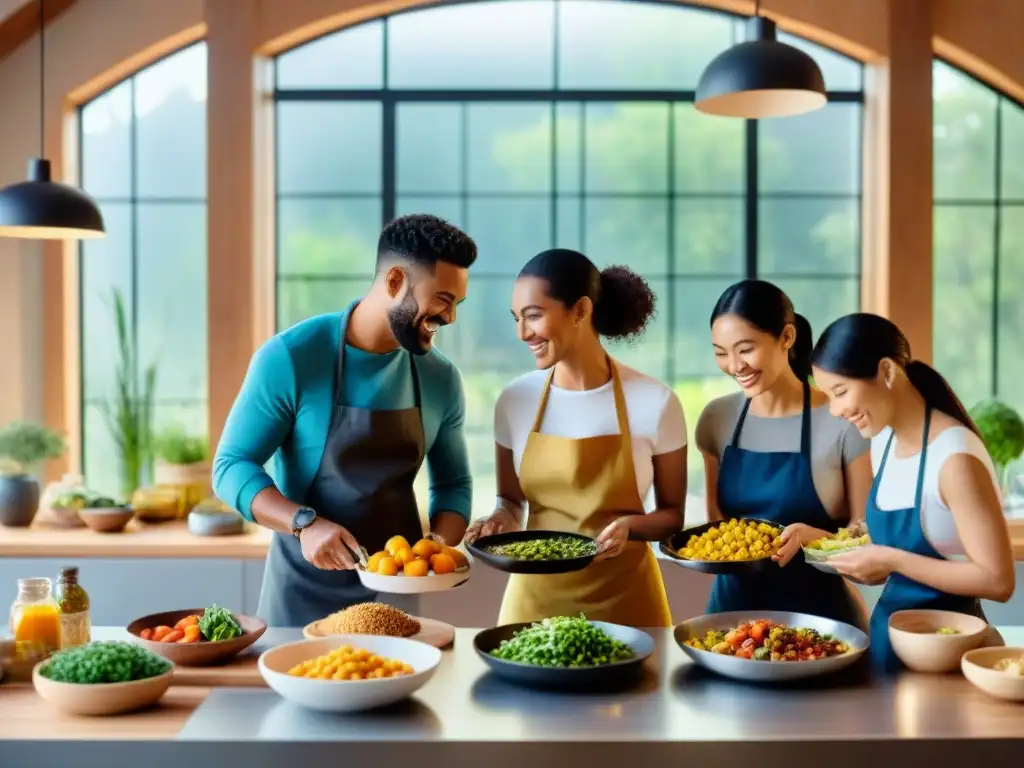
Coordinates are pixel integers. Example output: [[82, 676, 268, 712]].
[[357, 567, 470, 595], [888, 609, 989, 673], [258, 635, 442, 713], [962, 647, 1024, 702]]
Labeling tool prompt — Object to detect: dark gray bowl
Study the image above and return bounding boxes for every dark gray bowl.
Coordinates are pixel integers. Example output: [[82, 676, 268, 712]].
[[468, 530, 598, 575]]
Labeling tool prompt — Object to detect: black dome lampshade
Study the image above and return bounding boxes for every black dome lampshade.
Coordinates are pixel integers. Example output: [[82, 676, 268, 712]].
[[0, 158, 106, 239], [696, 16, 827, 119], [0, 0, 105, 240]]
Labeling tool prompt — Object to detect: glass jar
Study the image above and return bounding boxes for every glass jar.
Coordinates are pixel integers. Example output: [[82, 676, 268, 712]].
[[8, 577, 62, 660], [54, 566, 90, 648]]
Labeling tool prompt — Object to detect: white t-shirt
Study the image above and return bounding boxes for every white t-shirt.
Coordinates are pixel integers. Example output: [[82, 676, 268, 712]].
[[493, 363, 688, 510], [871, 425, 1000, 557]]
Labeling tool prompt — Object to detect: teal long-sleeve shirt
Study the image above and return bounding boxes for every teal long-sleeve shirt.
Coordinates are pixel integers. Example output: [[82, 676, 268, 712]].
[[213, 306, 473, 524]]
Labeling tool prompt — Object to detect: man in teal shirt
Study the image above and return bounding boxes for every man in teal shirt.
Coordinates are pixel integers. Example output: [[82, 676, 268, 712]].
[[213, 214, 476, 626]]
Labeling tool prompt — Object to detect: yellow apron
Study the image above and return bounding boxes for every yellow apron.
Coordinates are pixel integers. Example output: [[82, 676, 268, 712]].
[[497, 360, 672, 628]]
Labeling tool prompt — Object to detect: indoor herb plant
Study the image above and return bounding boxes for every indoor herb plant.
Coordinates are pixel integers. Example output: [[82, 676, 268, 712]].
[[98, 289, 157, 500], [153, 424, 212, 516], [0, 421, 67, 527], [969, 399, 1024, 499]]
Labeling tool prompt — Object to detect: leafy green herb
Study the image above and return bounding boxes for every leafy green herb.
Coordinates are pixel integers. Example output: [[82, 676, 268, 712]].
[[970, 400, 1024, 477], [0, 421, 66, 475], [154, 424, 210, 465], [39, 641, 170, 684], [490, 614, 635, 667], [484, 535, 597, 561], [199, 604, 243, 642]]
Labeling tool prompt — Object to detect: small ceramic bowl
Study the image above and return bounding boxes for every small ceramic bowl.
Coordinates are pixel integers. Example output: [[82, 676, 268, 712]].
[[187, 509, 244, 536], [962, 646, 1024, 701], [127, 608, 267, 666], [33, 662, 173, 716], [889, 609, 989, 673], [78, 506, 134, 533]]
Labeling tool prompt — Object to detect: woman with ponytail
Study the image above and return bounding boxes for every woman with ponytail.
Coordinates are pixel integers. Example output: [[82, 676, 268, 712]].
[[695, 280, 872, 628], [463, 249, 687, 627], [811, 313, 1013, 672]]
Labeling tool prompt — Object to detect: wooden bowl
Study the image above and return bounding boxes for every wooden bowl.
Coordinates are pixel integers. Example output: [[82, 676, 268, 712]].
[[33, 662, 173, 716], [127, 608, 267, 666], [962, 647, 1024, 701], [78, 506, 134, 533], [889, 609, 989, 673]]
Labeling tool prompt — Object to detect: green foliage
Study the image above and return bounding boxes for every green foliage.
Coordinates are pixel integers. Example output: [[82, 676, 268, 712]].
[[0, 422, 66, 475], [154, 424, 210, 465], [969, 400, 1024, 472], [97, 289, 158, 499]]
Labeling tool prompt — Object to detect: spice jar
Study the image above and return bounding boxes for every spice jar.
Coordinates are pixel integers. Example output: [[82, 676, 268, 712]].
[[54, 566, 90, 648], [8, 577, 62, 660]]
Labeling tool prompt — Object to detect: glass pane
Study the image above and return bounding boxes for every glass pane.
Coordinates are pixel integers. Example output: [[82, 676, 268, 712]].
[[674, 276, 743, 378], [762, 277, 860, 344], [674, 104, 745, 193], [605, 278, 669, 381], [277, 102, 382, 194], [83, 402, 123, 498], [465, 197, 552, 275], [395, 196, 463, 228], [996, 207, 1023, 411], [153, 403, 208, 444], [468, 103, 552, 193], [1001, 100, 1024, 200], [277, 198, 381, 276], [558, 1, 733, 90], [80, 81, 132, 199], [673, 374, 737, 501], [275, 21, 384, 90], [387, 0, 555, 89], [397, 104, 462, 194], [136, 203, 208, 400], [933, 61, 999, 201], [277, 277, 366, 331], [758, 198, 859, 276], [933, 205, 996, 407], [778, 32, 862, 91], [674, 198, 745, 275], [585, 103, 669, 193], [80, 203, 133, 401], [556, 197, 582, 251], [759, 103, 861, 194], [556, 102, 582, 194], [584, 197, 669, 275], [135, 43, 208, 198]]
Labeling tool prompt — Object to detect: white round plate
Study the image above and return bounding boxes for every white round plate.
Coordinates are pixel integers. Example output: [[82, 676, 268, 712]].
[[357, 567, 470, 594], [258, 635, 442, 713], [807, 559, 840, 576], [674, 610, 868, 683], [303, 615, 455, 648]]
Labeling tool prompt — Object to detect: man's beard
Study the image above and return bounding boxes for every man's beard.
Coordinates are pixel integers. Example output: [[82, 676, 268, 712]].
[[387, 294, 430, 356]]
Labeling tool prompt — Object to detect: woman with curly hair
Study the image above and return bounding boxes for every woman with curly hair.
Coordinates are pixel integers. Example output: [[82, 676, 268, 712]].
[[464, 249, 687, 627]]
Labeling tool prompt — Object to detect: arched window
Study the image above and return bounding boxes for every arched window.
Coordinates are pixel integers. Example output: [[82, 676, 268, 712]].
[[933, 61, 1023, 415], [78, 43, 208, 497], [273, 0, 864, 514]]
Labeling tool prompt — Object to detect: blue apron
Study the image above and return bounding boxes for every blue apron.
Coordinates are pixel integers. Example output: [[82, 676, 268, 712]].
[[866, 408, 986, 673], [706, 382, 861, 627]]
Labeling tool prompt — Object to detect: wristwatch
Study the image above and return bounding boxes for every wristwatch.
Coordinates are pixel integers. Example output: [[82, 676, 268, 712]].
[[291, 506, 317, 538]]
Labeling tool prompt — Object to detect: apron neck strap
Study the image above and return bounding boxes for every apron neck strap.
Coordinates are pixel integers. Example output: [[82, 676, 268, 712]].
[[730, 380, 812, 451], [877, 407, 932, 510], [531, 357, 632, 448]]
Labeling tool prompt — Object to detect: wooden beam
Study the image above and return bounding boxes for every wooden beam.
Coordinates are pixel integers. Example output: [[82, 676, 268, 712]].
[[0, 0, 77, 63]]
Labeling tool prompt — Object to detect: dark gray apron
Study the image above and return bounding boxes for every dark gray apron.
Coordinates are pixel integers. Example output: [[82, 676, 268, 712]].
[[256, 314, 427, 627]]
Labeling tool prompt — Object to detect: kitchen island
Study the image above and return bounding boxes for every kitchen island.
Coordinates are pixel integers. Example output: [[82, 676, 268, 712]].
[[2, 627, 1023, 767]]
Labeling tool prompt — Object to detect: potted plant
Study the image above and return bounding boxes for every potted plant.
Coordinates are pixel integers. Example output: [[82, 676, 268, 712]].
[[0, 421, 67, 527], [154, 424, 211, 516], [969, 400, 1024, 499]]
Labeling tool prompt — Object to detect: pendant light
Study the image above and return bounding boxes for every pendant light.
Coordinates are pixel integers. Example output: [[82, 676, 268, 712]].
[[695, 0, 826, 119], [0, 0, 105, 239]]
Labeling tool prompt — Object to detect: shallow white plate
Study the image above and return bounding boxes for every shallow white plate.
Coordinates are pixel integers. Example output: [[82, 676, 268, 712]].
[[258, 635, 442, 712], [357, 567, 471, 594]]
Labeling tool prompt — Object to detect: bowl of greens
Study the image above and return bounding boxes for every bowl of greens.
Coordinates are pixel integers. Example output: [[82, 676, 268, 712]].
[[126, 603, 267, 666], [33, 641, 174, 715], [473, 615, 653, 690], [52, 490, 133, 532], [468, 530, 599, 574]]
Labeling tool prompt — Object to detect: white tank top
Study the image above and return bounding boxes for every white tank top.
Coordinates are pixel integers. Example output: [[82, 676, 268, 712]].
[[871, 425, 1001, 558]]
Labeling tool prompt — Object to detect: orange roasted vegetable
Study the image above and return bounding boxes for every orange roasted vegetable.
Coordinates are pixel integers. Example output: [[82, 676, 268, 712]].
[[140, 628, 154, 640], [152, 625, 173, 641], [174, 614, 200, 631], [182, 624, 202, 643], [162, 629, 185, 643]]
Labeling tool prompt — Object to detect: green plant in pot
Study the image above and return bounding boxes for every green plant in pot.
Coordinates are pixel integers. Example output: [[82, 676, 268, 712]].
[[969, 400, 1024, 498], [154, 424, 211, 514], [0, 422, 67, 527]]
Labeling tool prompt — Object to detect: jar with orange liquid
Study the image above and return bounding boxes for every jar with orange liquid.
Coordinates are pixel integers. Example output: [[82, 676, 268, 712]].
[[8, 577, 62, 660]]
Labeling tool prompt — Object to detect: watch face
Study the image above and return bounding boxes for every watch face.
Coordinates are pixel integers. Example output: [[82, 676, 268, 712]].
[[293, 507, 316, 531]]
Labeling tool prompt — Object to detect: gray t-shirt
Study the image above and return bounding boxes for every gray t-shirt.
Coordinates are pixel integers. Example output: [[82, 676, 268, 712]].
[[695, 392, 870, 522]]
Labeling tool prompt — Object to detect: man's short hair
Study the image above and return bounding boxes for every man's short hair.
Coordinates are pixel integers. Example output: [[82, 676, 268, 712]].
[[376, 214, 478, 273]]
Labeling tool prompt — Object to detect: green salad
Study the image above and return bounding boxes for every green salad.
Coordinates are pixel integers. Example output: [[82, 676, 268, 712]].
[[199, 603, 243, 642], [40, 641, 171, 684], [490, 615, 635, 667], [483, 535, 597, 561]]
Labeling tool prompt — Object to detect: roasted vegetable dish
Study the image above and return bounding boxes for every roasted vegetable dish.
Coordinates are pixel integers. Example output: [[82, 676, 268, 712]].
[[677, 519, 783, 562], [482, 535, 597, 561], [364, 535, 469, 577], [490, 614, 635, 667], [685, 619, 851, 661], [803, 523, 870, 559], [138, 603, 243, 644]]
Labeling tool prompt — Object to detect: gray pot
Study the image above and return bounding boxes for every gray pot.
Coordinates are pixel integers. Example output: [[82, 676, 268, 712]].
[[0, 474, 40, 527]]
